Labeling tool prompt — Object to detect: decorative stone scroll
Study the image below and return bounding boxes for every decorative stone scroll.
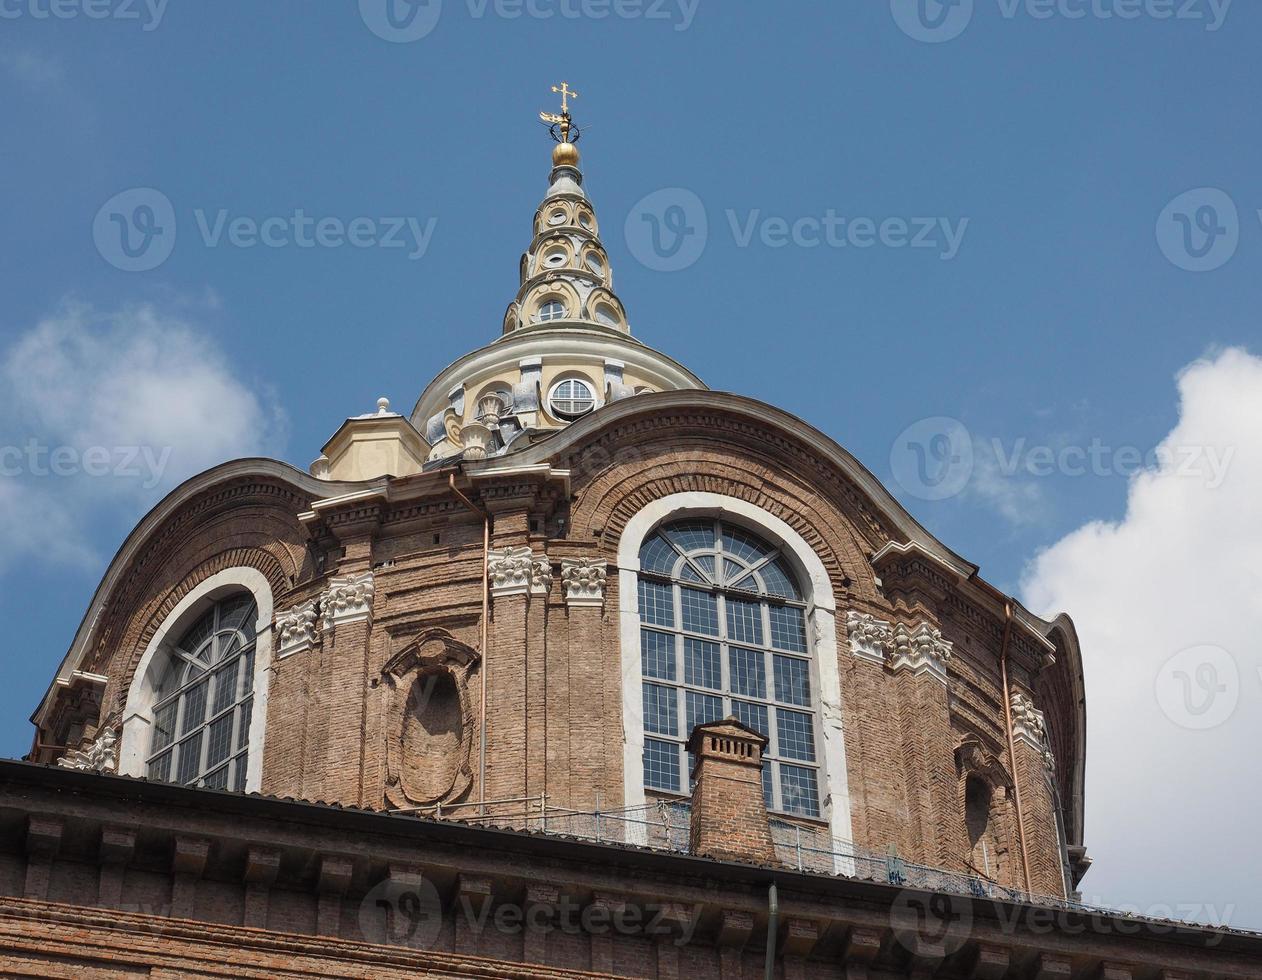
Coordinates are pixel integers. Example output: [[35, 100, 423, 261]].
[[561, 557, 607, 607], [844, 611, 953, 684], [382, 629, 479, 810], [275, 600, 319, 659], [321, 572, 375, 630], [57, 726, 118, 774]]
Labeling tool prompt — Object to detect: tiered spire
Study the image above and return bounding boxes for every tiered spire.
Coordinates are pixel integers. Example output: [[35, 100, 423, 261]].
[[502, 83, 630, 336]]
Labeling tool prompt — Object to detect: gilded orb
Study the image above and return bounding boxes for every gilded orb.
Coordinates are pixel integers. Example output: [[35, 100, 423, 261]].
[[552, 141, 580, 168]]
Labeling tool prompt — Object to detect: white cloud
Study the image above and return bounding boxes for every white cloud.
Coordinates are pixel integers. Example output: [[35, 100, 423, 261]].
[[0, 301, 286, 571], [1021, 347, 1262, 929], [964, 436, 1051, 527]]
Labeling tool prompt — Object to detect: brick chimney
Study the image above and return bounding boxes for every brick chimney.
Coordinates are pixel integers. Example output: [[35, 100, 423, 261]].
[[687, 717, 777, 865]]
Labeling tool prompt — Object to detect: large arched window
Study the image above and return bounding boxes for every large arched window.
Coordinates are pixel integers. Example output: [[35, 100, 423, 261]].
[[636, 518, 822, 818], [145, 593, 258, 790]]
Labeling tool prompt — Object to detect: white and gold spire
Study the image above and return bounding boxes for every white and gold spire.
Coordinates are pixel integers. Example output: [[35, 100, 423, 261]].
[[503, 83, 630, 336]]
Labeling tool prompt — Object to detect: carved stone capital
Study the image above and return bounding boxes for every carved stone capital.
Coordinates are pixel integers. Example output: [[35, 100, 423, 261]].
[[489, 546, 548, 598], [888, 621, 953, 684], [57, 726, 118, 774], [275, 599, 319, 658], [321, 571, 374, 630], [846, 611, 894, 665], [561, 557, 607, 607], [845, 612, 952, 684], [1011, 691, 1055, 772]]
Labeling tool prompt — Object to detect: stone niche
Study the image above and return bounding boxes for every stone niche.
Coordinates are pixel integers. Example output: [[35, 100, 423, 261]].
[[382, 629, 479, 810]]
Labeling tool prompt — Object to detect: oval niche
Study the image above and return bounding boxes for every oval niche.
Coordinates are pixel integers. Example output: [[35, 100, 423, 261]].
[[400, 671, 463, 803]]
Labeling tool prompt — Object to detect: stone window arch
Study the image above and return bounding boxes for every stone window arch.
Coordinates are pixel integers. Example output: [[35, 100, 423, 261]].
[[618, 493, 853, 844], [119, 568, 274, 793]]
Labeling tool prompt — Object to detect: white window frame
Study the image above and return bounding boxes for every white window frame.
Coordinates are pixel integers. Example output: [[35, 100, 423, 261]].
[[548, 377, 597, 419], [618, 493, 853, 848], [119, 568, 274, 794]]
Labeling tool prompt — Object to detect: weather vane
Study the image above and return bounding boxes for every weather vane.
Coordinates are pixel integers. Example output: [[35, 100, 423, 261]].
[[539, 81, 581, 144]]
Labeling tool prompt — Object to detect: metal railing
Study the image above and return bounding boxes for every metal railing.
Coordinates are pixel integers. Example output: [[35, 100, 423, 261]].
[[390, 795, 1078, 907]]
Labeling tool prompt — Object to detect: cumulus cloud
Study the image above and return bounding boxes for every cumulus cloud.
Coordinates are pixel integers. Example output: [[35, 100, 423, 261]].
[[0, 301, 286, 571], [1021, 347, 1262, 929]]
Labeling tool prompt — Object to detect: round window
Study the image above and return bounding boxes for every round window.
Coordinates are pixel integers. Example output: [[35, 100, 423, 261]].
[[544, 250, 567, 268], [585, 252, 605, 274], [548, 208, 567, 226], [548, 378, 597, 419], [535, 300, 568, 323]]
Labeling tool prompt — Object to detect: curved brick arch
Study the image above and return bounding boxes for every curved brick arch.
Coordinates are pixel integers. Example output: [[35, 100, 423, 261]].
[[53, 479, 317, 745], [562, 426, 889, 604]]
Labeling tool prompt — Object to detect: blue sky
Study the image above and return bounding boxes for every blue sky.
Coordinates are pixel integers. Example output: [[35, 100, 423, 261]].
[[2, 0, 1261, 927]]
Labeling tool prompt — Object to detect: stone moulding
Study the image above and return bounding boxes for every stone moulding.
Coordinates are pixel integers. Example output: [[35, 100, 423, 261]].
[[561, 557, 607, 607], [382, 629, 479, 810], [57, 726, 118, 774], [321, 571, 375, 630], [844, 610, 953, 684], [275, 600, 319, 658]]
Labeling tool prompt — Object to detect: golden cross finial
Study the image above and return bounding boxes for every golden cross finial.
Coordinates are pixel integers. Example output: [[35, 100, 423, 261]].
[[552, 81, 578, 115], [539, 81, 580, 144]]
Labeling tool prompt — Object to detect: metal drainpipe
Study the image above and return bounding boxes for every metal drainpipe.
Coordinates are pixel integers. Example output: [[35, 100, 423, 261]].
[[448, 473, 491, 816], [999, 601, 1035, 895], [763, 881, 779, 980]]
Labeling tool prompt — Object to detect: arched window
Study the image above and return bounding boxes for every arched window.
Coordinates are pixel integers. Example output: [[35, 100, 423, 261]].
[[145, 593, 258, 791], [636, 518, 821, 818]]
